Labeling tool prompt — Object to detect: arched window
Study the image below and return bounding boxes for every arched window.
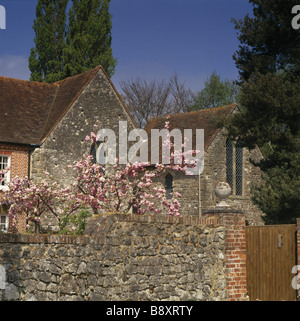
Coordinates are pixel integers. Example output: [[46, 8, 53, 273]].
[[226, 138, 243, 196], [165, 173, 173, 200], [90, 142, 100, 165], [235, 140, 243, 196], [90, 142, 107, 165], [226, 138, 233, 191], [96, 143, 107, 167]]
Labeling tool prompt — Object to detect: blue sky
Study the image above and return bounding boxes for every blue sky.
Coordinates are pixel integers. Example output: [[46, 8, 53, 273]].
[[0, 0, 253, 92]]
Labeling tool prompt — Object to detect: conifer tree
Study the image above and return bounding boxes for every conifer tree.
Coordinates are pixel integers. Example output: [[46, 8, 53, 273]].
[[63, 0, 117, 78], [226, 0, 300, 224], [29, 0, 117, 82], [29, 0, 68, 83]]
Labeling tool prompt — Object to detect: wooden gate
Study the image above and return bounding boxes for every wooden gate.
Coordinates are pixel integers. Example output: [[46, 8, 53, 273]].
[[246, 225, 297, 301]]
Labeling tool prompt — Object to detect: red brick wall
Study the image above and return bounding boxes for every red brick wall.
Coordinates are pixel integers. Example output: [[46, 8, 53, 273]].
[[202, 210, 248, 301], [0, 144, 30, 178], [0, 144, 30, 233]]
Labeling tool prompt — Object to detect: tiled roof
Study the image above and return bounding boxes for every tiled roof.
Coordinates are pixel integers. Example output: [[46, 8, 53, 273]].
[[0, 66, 102, 145], [144, 104, 237, 155]]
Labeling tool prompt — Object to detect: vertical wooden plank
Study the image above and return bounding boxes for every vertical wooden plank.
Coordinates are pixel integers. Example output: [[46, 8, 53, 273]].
[[272, 226, 277, 301], [246, 227, 253, 300], [274, 226, 280, 301], [260, 227, 264, 300], [265, 227, 272, 300], [245, 225, 297, 301], [282, 226, 287, 299], [245, 227, 251, 299], [286, 225, 296, 301], [247, 227, 253, 300], [247, 227, 257, 300]]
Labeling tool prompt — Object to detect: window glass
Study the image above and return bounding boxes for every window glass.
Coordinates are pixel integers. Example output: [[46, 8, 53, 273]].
[[165, 174, 173, 200], [226, 139, 233, 192], [0, 156, 9, 186], [235, 141, 243, 196], [0, 215, 8, 232]]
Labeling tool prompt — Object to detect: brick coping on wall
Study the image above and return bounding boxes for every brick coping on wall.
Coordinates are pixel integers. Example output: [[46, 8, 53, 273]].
[[0, 213, 220, 245], [0, 233, 91, 245]]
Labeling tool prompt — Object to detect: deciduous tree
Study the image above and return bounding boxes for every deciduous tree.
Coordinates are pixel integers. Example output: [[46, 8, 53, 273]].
[[120, 74, 195, 128], [190, 71, 240, 110]]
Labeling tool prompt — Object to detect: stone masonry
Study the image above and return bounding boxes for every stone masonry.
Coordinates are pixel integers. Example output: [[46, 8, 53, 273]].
[[171, 129, 264, 226], [31, 68, 136, 187], [0, 211, 248, 301]]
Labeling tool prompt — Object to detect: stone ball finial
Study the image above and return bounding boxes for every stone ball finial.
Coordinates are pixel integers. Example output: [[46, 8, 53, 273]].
[[215, 182, 231, 207]]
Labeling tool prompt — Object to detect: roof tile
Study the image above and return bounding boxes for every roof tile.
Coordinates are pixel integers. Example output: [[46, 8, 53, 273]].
[[0, 66, 101, 145], [144, 104, 237, 162]]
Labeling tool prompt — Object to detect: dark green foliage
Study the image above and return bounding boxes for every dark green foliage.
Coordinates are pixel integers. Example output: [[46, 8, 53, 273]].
[[227, 73, 300, 151], [227, 0, 300, 224], [228, 72, 300, 224], [59, 208, 92, 235], [29, 0, 116, 83], [29, 0, 68, 83], [232, 0, 300, 81], [252, 152, 300, 224], [64, 0, 117, 78]]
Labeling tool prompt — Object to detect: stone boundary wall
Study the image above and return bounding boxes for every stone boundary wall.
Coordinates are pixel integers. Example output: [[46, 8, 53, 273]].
[[0, 211, 248, 301]]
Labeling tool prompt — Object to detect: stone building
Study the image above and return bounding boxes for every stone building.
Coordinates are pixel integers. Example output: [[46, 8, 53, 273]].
[[144, 104, 264, 225], [0, 66, 264, 232], [0, 66, 137, 231]]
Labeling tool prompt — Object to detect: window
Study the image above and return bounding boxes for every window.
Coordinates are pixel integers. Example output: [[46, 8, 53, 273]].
[[91, 142, 98, 165], [226, 138, 233, 190], [165, 173, 173, 200], [226, 139, 243, 196], [235, 141, 243, 196], [0, 155, 10, 189], [0, 215, 8, 233], [97, 144, 107, 167], [90, 142, 106, 167]]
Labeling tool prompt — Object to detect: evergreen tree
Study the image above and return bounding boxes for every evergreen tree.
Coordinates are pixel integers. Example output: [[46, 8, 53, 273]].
[[227, 0, 300, 224], [29, 0, 117, 82], [63, 0, 117, 78], [190, 71, 239, 110], [232, 0, 300, 81], [29, 0, 68, 83]]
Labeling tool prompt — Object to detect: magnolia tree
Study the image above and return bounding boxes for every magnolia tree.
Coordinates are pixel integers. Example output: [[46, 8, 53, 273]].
[[0, 174, 86, 234], [0, 120, 199, 234]]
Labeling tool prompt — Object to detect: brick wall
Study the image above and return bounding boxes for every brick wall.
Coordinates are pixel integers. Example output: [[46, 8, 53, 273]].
[[0, 144, 30, 179], [202, 209, 248, 301], [0, 144, 30, 233]]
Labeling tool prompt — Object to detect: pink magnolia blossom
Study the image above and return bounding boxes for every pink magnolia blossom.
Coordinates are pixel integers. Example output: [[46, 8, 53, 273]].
[[0, 119, 199, 234]]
